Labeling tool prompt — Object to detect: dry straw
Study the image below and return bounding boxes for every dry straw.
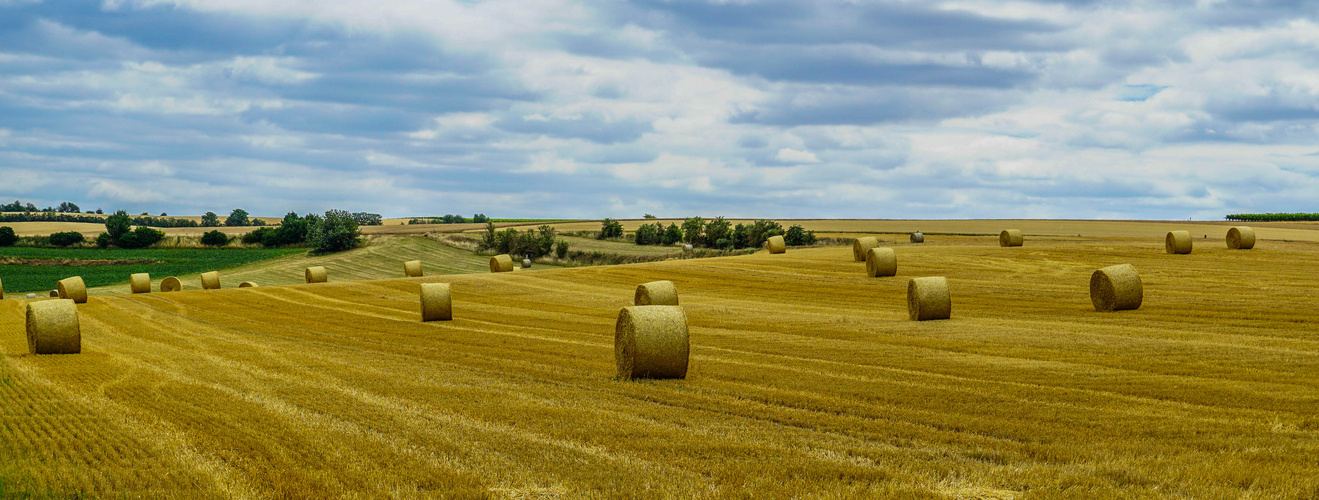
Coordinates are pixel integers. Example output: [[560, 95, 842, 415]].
[[0, 277, 4, 300], [26, 299, 80, 354], [766, 235, 786, 254], [907, 277, 951, 321], [403, 260, 423, 277], [239, 281, 258, 288], [200, 271, 221, 290], [1090, 264, 1142, 312], [852, 237, 879, 261], [1165, 230, 1192, 254], [1226, 227, 1256, 250], [420, 283, 452, 322], [305, 266, 328, 283], [1000, 229, 1024, 247], [866, 247, 897, 277], [489, 254, 514, 273], [130, 273, 151, 294], [635, 280, 679, 306], [57, 276, 87, 304], [615, 305, 689, 380], [911, 232, 925, 243], [160, 276, 182, 292]]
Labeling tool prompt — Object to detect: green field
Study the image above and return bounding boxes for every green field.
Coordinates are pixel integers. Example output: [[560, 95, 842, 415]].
[[0, 246, 303, 293]]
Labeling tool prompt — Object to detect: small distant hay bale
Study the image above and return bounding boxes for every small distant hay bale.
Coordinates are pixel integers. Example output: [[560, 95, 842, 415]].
[[238, 281, 258, 288], [1165, 231, 1192, 254], [907, 277, 950, 321], [403, 260, 423, 277], [305, 266, 328, 283], [56, 277, 87, 304], [49, 290, 58, 297], [420, 283, 452, 322], [26, 299, 80, 354], [999, 229, 1023, 247], [200, 271, 221, 290], [160, 276, 182, 292], [683, 244, 693, 252], [911, 232, 925, 243], [866, 247, 897, 277], [852, 237, 879, 261], [489, 254, 514, 273], [615, 306, 688, 380], [1090, 264, 1142, 312], [1226, 227, 1255, 250], [26, 293, 35, 299], [766, 235, 786, 254], [130, 273, 151, 294], [522, 258, 532, 269], [635, 280, 678, 306]]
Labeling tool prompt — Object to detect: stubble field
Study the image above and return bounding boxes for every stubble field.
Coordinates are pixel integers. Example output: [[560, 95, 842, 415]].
[[2, 222, 1318, 498]]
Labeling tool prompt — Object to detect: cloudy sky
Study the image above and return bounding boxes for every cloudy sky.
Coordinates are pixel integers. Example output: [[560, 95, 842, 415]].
[[1, 0, 1317, 219]]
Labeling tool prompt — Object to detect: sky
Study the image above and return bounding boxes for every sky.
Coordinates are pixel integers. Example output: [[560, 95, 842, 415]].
[[1, 0, 1317, 220]]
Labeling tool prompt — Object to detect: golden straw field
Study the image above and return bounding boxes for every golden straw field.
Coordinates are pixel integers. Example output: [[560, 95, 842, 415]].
[[3, 221, 1319, 498]]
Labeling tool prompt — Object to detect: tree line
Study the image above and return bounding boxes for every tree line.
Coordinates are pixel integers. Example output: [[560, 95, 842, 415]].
[[408, 214, 490, 224], [601, 217, 816, 249], [1225, 213, 1319, 222]]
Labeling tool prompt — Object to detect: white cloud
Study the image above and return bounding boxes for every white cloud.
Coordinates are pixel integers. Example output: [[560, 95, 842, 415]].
[[775, 148, 820, 164]]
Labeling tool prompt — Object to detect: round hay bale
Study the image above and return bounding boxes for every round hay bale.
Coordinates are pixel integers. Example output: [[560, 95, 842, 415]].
[[489, 254, 514, 273], [420, 283, 452, 322], [200, 271, 221, 290], [403, 260, 423, 277], [911, 232, 924, 244], [522, 258, 532, 269], [1090, 264, 1142, 312], [49, 290, 58, 297], [615, 306, 688, 380], [907, 277, 950, 321], [56, 276, 87, 304], [0, 276, 4, 300], [683, 244, 693, 252], [635, 280, 679, 306], [852, 237, 879, 262], [26, 293, 35, 299], [130, 273, 151, 294], [26, 299, 80, 354], [160, 276, 182, 292], [1226, 227, 1255, 250], [866, 247, 897, 277], [305, 266, 328, 283], [238, 281, 258, 288], [999, 229, 1023, 247], [1165, 231, 1192, 254], [766, 235, 786, 254]]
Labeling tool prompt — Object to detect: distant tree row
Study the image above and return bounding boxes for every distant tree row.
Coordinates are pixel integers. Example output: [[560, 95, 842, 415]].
[[479, 223, 568, 259], [1225, 213, 1319, 222], [241, 210, 362, 253], [409, 214, 490, 224], [600, 217, 816, 249], [1, 200, 86, 213]]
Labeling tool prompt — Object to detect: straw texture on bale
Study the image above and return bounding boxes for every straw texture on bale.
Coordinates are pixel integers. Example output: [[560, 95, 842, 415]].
[[238, 281, 258, 288], [305, 266, 328, 283], [999, 229, 1024, 247], [419, 283, 452, 322], [56, 276, 87, 304], [1226, 227, 1256, 250], [522, 258, 532, 268], [130, 273, 151, 294], [489, 254, 514, 273], [911, 232, 924, 243], [160, 276, 182, 292], [1090, 264, 1143, 312], [0, 277, 4, 300], [200, 271, 221, 290], [1165, 231, 1192, 254], [403, 260, 423, 277], [865, 247, 897, 277], [852, 237, 879, 261], [907, 277, 951, 321], [615, 306, 689, 380], [635, 280, 679, 306], [766, 235, 786, 254], [26, 299, 80, 354]]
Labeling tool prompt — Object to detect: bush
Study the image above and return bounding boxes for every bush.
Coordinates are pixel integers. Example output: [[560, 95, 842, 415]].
[[226, 208, 250, 227], [0, 226, 16, 247], [49, 231, 86, 247], [95, 232, 113, 248], [555, 240, 569, 259], [599, 218, 624, 239], [201, 230, 230, 247], [704, 217, 731, 247], [634, 223, 660, 245], [783, 224, 816, 246], [242, 227, 276, 245], [105, 210, 132, 241], [116, 226, 164, 249], [681, 217, 705, 244], [662, 224, 682, 245], [744, 219, 784, 249], [307, 209, 361, 253]]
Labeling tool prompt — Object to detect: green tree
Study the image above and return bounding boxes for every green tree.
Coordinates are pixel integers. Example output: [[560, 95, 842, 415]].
[[634, 223, 659, 245], [0, 226, 17, 246], [681, 217, 706, 244], [598, 218, 624, 239], [536, 225, 557, 256], [745, 219, 784, 249], [555, 240, 569, 259], [226, 208, 250, 227], [116, 226, 164, 249], [200, 230, 230, 247], [731, 223, 748, 249], [784, 224, 816, 246], [105, 210, 133, 242], [307, 209, 361, 253], [48, 231, 86, 247], [643, 214, 657, 219], [704, 217, 731, 247], [201, 211, 220, 227], [661, 223, 683, 245]]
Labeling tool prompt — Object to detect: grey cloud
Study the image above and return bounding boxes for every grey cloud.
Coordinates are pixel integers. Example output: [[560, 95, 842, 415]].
[[495, 113, 653, 144], [731, 86, 1020, 126]]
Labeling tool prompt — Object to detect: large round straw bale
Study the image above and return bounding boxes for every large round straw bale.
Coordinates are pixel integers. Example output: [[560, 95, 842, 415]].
[[852, 237, 879, 262], [305, 266, 328, 283], [160, 276, 182, 292], [489, 254, 514, 273], [403, 260, 423, 277], [26, 299, 80, 354], [911, 232, 924, 243], [56, 276, 87, 304], [0, 277, 4, 300], [200, 271, 221, 290], [130, 273, 151, 294], [420, 283, 452, 322], [635, 280, 679, 306], [999, 229, 1023, 247], [766, 235, 786, 254], [1165, 231, 1192, 254], [1226, 227, 1255, 250], [907, 277, 951, 321], [615, 306, 688, 380], [1090, 264, 1142, 312], [866, 247, 897, 277], [238, 281, 258, 288]]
